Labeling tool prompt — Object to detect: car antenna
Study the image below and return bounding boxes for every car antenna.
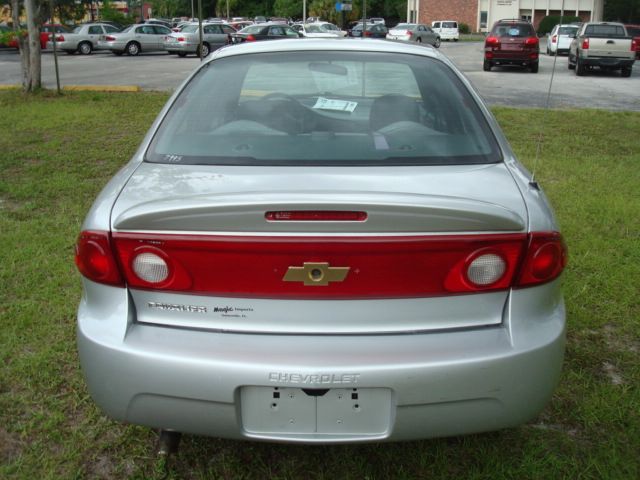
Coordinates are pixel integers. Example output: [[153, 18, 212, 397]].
[[530, 0, 566, 190]]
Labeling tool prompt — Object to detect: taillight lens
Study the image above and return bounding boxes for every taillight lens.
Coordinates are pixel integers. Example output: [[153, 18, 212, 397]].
[[631, 38, 638, 51], [582, 37, 589, 49], [246, 34, 256, 41], [552, 34, 557, 43], [466, 253, 507, 286], [55, 35, 64, 42], [406, 30, 413, 36], [75, 231, 124, 286], [525, 37, 539, 46], [177, 37, 185, 42], [105, 35, 116, 41], [364, 31, 372, 37], [516, 232, 567, 287], [485, 36, 499, 47]]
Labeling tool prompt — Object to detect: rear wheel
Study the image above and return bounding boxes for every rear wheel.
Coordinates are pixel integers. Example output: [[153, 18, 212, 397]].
[[78, 41, 92, 55], [576, 56, 586, 76], [126, 42, 140, 56], [197, 42, 210, 58], [415, 37, 422, 43], [568, 54, 575, 70], [113, 50, 124, 56], [483, 60, 491, 72], [177, 52, 187, 57], [64, 49, 75, 55], [434, 37, 440, 48], [621, 66, 632, 77], [530, 62, 539, 73]]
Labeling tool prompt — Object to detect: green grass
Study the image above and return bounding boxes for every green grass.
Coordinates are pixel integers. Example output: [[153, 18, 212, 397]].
[[1, 91, 639, 479]]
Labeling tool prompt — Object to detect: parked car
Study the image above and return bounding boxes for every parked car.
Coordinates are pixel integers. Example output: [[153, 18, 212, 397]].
[[100, 24, 173, 56], [40, 24, 70, 49], [0, 24, 16, 49], [568, 22, 636, 77], [483, 19, 540, 73], [293, 22, 344, 38], [349, 23, 388, 38], [387, 23, 440, 47], [230, 20, 254, 31], [546, 24, 579, 56], [75, 38, 567, 444], [369, 17, 385, 25], [230, 23, 300, 43], [47, 23, 121, 55], [623, 24, 640, 59], [145, 18, 172, 29], [431, 20, 459, 41], [164, 22, 235, 57]]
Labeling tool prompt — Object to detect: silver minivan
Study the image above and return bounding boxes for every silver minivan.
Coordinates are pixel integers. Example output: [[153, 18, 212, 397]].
[[76, 39, 566, 444], [432, 20, 460, 41]]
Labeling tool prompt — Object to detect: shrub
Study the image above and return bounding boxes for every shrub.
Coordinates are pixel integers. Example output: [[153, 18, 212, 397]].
[[537, 15, 581, 36], [459, 23, 470, 34]]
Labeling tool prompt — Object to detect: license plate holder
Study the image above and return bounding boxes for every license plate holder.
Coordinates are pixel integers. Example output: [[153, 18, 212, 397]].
[[241, 386, 392, 435]]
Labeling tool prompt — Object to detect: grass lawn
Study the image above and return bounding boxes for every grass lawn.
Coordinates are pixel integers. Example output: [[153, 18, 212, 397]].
[[1, 90, 638, 479]]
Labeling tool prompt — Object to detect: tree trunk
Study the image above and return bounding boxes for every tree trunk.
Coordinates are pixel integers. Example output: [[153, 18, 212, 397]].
[[10, 0, 30, 90], [24, 0, 42, 92]]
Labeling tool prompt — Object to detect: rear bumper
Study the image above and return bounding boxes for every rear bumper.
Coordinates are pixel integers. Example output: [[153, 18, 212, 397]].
[[580, 56, 635, 68], [78, 280, 565, 443], [164, 42, 196, 53]]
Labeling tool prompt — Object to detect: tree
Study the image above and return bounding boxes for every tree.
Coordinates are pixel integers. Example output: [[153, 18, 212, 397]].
[[9, 0, 42, 92], [273, 0, 301, 19], [604, 0, 640, 23]]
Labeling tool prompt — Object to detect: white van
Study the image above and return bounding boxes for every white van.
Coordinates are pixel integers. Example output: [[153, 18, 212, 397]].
[[432, 20, 459, 41]]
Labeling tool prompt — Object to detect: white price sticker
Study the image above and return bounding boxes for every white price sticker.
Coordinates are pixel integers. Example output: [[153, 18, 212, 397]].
[[313, 97, 358, 113]]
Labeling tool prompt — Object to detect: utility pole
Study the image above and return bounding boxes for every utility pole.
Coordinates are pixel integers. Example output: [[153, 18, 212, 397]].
[[198, 0, 203, 60]]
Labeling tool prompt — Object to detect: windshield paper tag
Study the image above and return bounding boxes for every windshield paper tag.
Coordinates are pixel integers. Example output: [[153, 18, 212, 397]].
[[313, 97, 357, 113]]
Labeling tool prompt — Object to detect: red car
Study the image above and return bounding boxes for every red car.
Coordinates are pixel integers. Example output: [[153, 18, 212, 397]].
[[484, 19, 540, 73]]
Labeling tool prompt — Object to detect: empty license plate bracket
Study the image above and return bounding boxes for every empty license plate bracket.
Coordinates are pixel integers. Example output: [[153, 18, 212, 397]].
[[241, 386, 392, 435]]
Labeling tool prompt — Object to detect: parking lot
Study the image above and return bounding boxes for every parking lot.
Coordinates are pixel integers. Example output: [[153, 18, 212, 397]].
[[1, 40, 638, 110]]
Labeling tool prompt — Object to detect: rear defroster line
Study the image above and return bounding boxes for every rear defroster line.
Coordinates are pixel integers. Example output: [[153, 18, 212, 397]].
[[531, 0, 567, 188]]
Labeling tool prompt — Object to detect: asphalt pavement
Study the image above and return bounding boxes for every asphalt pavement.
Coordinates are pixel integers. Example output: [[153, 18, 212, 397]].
[[1, 41, 638, 110]]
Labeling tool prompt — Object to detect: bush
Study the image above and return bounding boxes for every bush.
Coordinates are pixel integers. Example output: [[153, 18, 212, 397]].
[[537, 15, 581, 36], [459, 23, 470, 34]]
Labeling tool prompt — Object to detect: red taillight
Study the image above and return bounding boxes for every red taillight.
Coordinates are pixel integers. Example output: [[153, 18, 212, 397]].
[[552, 34, 557, 43], [75, 231, 124, 286], [525, 37, 538, 46], [105, 35, 116, 41], [177, 37, 185, 42], [515, 232, 567, 287], [55, 35, 64, 42], [246, 34, 256, 41], [406, 30, 413, 36], [485, 36, 499, 47], [631, 38, 638, 51], [265, 211, 368, 222], [364, 30, 372, 37], [582, 37, 589, 49]]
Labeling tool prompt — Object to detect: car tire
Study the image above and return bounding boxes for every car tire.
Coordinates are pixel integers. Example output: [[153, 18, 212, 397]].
[[78, 41, 92, 55], [113, 50, 124, 56], [576, 56, 586, 76], [177, 52, 187, 57], [453, 38, 458, 42], [64, 49, 75, 55], [530, 62, 539, 73], [434, 37, 440, 48], [483, 60, 491, 72], [568, 55, 575, 70], [198, 43, 210, 58], [415, 37, 422, 43], [126, 42, 141, 56], [621, 66, 632, 77]]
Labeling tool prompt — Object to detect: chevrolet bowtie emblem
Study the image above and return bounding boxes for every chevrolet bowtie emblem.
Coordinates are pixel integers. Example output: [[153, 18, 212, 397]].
[[283, 262, 350, 286]]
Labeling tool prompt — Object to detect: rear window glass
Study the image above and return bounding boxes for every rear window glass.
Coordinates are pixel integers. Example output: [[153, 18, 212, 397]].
[[493, 24, 534, 37], [442, 22, 457, 28], [585, 25, 626, 37], [558, 26, 578, 35], [146, 52, 501, 166]]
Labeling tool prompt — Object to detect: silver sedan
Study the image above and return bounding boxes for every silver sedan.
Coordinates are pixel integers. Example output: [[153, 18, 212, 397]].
[[99, 24, 172, 56], [47, 23, 121, 55], [386, 23, 441, 47], [164, 22, 236, 57], [76, 39, 566, 444]]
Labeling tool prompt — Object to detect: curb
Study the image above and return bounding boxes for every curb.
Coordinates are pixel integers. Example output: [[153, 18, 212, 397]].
[[62, 85, 140, 92], [0, 84, 141, 92]]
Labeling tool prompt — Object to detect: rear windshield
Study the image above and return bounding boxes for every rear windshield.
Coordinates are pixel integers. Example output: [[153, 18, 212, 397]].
[[146, 51, 501, 166], [585, 24, 626, 37], [442, 22, 457, 28], [492, 23, 535, 37], [558, 26, 579, 35]]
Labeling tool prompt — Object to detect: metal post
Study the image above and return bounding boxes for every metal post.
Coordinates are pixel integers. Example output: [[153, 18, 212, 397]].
[[226, 0, 229, 20], [362, 0, 366, 39], [191, 0, 194, 19], [198, 0, 203, 61], [303, 0, 306, 24], [50, 0, 61, 94]]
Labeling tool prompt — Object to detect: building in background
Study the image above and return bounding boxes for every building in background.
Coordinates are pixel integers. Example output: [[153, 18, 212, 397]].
[[408, 0, 604, 32]]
